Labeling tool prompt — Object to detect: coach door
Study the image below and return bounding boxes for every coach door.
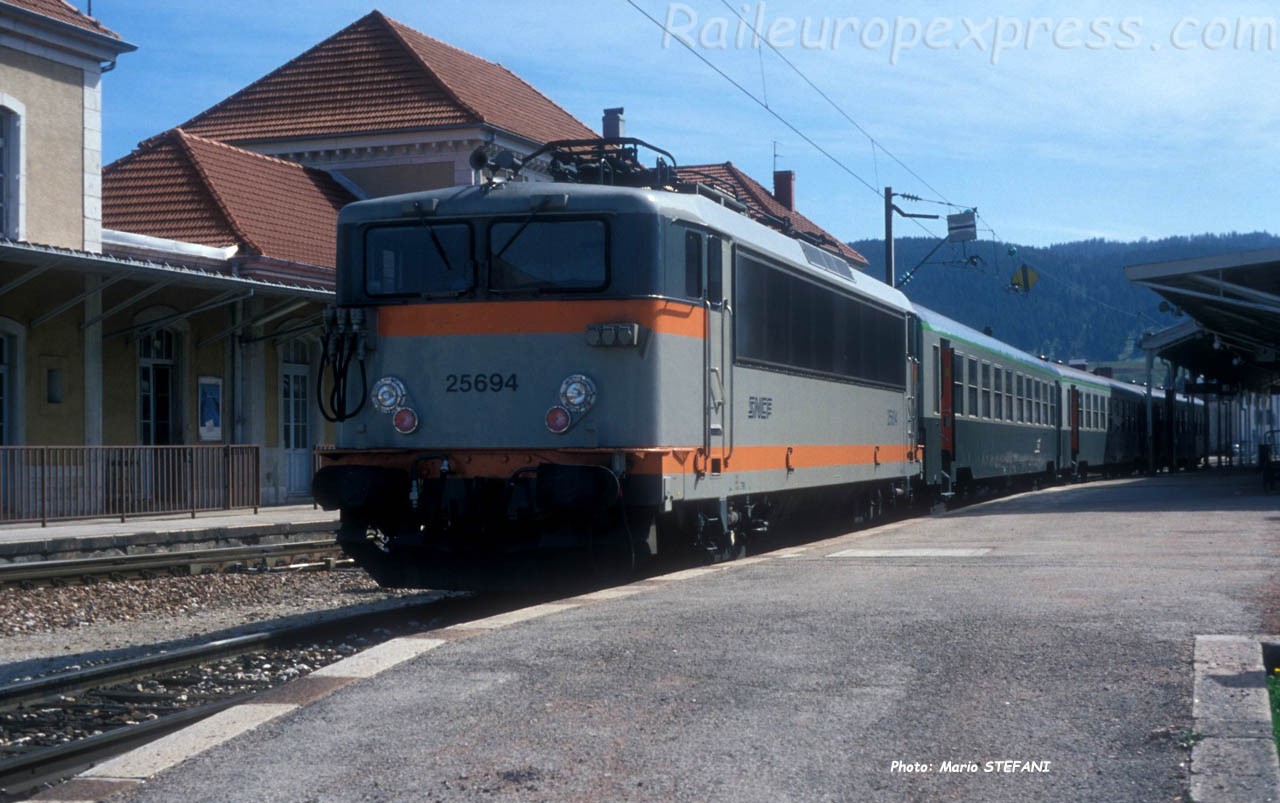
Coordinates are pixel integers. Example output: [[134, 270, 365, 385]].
[[939, 340, 955, 492], [1069, 386, 1081, 467], [702, 235, 730, 474]]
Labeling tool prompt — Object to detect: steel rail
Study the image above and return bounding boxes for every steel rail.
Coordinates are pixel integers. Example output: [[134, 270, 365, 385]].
[[0, 694, 248, 802], [0, 632, 279, 712], [0, 540, 342, 586]]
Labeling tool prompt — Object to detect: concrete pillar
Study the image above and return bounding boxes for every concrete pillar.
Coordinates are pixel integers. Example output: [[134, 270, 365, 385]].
[[83, 275, 102, 445]]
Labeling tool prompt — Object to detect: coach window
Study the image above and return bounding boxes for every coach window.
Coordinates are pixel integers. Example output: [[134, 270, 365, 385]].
[[993, 367, 1003, 420], [1004, 370, 1014, 421], [967, 358, 978, 417], [981, 363, 992, 419], [953, 353, 965, 416]]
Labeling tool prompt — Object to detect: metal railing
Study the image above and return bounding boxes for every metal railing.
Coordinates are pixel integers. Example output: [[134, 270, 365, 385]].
[[0, 445, 260, 526]]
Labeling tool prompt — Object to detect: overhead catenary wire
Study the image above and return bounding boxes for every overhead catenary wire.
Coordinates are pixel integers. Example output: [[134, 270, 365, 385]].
[[624, 1, 950, 240], [624, 1, 880, 198], [974, 212, 1161, 326], [627, 0, 1159, 331], [716, 0, 954, 208]]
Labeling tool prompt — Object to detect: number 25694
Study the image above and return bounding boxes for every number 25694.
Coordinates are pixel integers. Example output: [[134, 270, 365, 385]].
[[446, 373, 518, 393]]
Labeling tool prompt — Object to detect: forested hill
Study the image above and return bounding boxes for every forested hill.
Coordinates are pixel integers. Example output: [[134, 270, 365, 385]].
[[849, 232, 1280, 362]]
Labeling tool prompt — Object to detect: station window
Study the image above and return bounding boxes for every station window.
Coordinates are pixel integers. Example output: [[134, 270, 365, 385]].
[[0, 337, 6, 443], [0, 102, 22, 239]]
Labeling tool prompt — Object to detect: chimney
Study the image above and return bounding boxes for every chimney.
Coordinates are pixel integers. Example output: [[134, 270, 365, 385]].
[[603, 107, 625, 139], [773, 170, 795, 211]]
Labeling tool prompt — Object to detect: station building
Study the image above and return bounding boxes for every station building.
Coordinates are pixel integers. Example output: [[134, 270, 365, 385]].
[[0, 6, 857, 519]]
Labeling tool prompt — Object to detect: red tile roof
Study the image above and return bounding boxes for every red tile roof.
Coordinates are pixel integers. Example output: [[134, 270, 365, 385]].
[[180, 11, 595, 146], [1, 0, 121, 38], [677, 162, 867, 266], [103, 130, 354, 273]]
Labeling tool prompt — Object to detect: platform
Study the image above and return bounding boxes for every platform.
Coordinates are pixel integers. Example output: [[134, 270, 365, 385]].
[[0, 505, 339, 563], [33, 470, 1280, 802]]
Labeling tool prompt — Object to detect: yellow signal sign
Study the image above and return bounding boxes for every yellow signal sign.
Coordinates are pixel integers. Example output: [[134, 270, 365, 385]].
[[1010, 264, 1038, 291]]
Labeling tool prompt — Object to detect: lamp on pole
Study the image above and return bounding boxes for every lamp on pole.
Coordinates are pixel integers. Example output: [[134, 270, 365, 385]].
[[883, 186, 941, 287]]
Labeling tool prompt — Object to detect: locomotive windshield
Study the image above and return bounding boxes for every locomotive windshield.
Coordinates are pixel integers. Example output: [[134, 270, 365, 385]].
[[489, 219, 607, 292], [365, 223, 473, 297]]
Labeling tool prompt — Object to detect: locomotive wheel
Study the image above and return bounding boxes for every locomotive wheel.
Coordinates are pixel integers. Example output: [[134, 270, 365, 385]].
[[588, 514, 639, 583]]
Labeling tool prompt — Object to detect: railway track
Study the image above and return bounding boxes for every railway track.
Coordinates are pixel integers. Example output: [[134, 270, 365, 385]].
[[0, 587, 566, 801], [0, 540, 347, 587]]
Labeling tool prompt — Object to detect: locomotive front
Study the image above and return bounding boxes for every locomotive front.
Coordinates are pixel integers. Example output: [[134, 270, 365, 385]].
[[313, 179, 700, 587]]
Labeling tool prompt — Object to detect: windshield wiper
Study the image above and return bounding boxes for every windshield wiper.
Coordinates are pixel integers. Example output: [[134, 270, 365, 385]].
[[425, 225, 456, 274]]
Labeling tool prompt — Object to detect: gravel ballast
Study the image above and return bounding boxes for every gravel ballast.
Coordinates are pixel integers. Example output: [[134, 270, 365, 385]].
[[0, 570, 433, 682]]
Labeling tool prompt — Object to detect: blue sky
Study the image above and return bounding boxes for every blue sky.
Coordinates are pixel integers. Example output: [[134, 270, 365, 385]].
[[91, 0, 1280, 247]]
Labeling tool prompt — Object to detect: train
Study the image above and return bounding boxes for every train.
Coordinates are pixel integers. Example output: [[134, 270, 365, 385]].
[[312, 139, 1205, 589]]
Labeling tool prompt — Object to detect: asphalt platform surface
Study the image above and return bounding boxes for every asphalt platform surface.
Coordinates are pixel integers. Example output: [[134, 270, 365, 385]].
[[101, 471, 1278, 802]]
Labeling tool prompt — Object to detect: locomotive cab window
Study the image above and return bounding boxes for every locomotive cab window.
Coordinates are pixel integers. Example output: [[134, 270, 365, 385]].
[[670, 226, 725, 304], [684, 230, 703, 298], [707, 236, 724, 305], [365, 223, 473, 297], [490, 218, 607, 292]]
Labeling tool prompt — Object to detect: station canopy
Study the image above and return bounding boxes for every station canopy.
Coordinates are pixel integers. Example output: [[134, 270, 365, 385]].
[[1126, 249, 1280, 392]]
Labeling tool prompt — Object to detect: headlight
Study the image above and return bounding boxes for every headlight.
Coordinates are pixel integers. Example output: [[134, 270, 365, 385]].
[[559, 374, 596, 413], [371, 377, 406, 413]]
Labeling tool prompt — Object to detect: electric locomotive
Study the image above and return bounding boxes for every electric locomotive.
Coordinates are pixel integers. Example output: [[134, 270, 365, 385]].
[[313, 141, 918, 588]]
